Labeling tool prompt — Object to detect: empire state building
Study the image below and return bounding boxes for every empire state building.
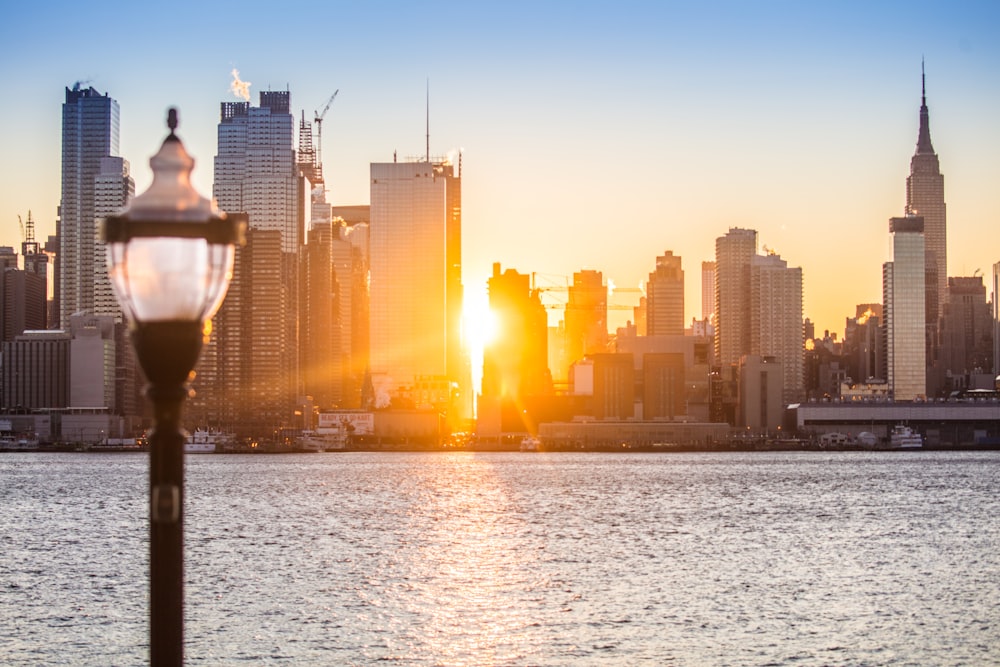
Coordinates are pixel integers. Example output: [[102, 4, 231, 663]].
[[905, 64, 947, 328]]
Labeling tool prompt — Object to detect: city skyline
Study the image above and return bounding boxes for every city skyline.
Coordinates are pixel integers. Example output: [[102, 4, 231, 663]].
[[1, 2, 999, 336]]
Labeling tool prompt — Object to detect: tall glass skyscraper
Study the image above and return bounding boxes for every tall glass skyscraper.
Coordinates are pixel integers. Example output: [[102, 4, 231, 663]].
[[59, 84, 121, 327], [884, 216, 927, 400], [369, 158, 465, 418]]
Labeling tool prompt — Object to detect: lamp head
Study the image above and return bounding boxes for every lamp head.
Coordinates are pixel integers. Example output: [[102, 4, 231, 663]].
[[102, 108, 245, 326]]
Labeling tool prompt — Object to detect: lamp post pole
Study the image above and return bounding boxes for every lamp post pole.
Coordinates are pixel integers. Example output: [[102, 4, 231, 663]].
[[148, 379, 186, 664], [102, 109, 244, 667], [136, 321, 204, 665]]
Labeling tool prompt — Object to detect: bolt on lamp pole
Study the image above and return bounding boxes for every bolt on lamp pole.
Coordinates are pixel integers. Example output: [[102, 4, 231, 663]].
[[102, 108, 245, 666]]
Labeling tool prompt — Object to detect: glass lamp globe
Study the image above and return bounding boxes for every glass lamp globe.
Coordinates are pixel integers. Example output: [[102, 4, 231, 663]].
[[104, 109, 242, 326]]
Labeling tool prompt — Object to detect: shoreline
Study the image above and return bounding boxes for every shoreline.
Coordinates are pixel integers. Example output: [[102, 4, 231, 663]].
[[4, 441, 999, 454]]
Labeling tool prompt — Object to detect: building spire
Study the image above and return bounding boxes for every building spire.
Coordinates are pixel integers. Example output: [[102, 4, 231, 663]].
[[921, 58, 926, 106], [425, 78, 430, 163], [916, 59, 935, 155]]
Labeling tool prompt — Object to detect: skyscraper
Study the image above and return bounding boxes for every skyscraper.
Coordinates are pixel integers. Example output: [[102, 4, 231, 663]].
[[905, 65, 947, 341], [301, 220, 366, 409], [714, 228, 757, 367], [20, 211, 48, 330], [301, 221, 337, 410], [564, 270, 607, 371], [59, 84, 121, 327], [369, 158, 465, 417], [1, 234, 46, 342], [645, 251, 684, 336], [92, 157, 134, 320], [215, 92, 299, 249], [701, 261, 716, 322], [937, 276, 992, 381], [205, 90, 300, 435], [92, 157, 139, 420], [993, 262, 1000, 379], [750, 252, 804, 404], [482, 263, 550, 402], [884, 216, 927, 400], [843, 304, 886, 385]]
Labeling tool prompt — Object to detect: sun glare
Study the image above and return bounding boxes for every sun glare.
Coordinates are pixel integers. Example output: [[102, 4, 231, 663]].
[[463, 288, 497, 364]]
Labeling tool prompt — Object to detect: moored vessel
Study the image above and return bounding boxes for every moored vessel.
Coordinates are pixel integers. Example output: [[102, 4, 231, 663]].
[[889, 424, 923, 449], [520, 436, 541, 452], [299, 430, 346, 452], [0, 435, 40, 451], [184, 429, 233, 454]]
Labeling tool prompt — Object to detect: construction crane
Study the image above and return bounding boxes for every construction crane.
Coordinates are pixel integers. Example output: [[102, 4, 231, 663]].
[[530, 273, 636, 312], [313, 90, 338, 172]]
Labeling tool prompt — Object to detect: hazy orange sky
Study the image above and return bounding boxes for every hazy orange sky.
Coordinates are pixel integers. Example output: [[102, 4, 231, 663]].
[[1, 1, 998, 336]]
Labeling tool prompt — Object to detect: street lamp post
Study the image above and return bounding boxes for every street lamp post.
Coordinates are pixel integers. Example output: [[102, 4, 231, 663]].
[[102, 108, 245, 666]]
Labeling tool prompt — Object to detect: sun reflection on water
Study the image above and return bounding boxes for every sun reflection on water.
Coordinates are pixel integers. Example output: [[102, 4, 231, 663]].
[[390, 453, 535, 664]]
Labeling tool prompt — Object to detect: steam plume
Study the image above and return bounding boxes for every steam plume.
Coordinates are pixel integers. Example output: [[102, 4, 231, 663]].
[[230, 68, 251, 101]]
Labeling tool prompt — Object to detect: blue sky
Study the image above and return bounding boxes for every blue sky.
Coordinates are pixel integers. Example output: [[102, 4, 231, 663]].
[[1, 1, 998, 334]]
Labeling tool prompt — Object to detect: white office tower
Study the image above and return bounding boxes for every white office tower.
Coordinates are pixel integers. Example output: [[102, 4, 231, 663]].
[[884, 217, 927, 400], [92, 157, 134, 321], [369, 159, 464, 415]]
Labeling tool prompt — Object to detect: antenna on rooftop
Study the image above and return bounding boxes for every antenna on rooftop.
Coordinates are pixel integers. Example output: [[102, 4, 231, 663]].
[[425, 78, 430, 163]]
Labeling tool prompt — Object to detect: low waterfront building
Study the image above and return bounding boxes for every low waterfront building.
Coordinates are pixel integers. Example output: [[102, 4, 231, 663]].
[[791, 397, 1000, 446]]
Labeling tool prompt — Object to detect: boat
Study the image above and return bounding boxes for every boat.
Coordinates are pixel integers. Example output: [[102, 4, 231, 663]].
[[889, 424, 923, 449], [520, 435, 541, 452], [0, 435, 40, 451], [184, 429, 233, 454], [299, 430, 346, 452]]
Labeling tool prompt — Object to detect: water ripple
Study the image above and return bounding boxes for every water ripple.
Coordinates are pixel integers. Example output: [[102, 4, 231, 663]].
[[2, 451, 999, 665]]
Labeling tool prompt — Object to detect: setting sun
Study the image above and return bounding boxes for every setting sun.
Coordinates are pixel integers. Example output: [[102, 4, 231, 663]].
[[463, 286, 497, 386]]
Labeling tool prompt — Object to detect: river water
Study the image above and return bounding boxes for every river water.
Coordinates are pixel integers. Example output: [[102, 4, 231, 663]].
[[2, 451, 999, 665]]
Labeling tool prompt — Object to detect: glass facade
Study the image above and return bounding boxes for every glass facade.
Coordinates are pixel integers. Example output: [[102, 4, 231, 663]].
[[369, 160, 463, 405], [715, 228, 757, 366], [885, 217, 927, 400], [60, 85, 120, 327]]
